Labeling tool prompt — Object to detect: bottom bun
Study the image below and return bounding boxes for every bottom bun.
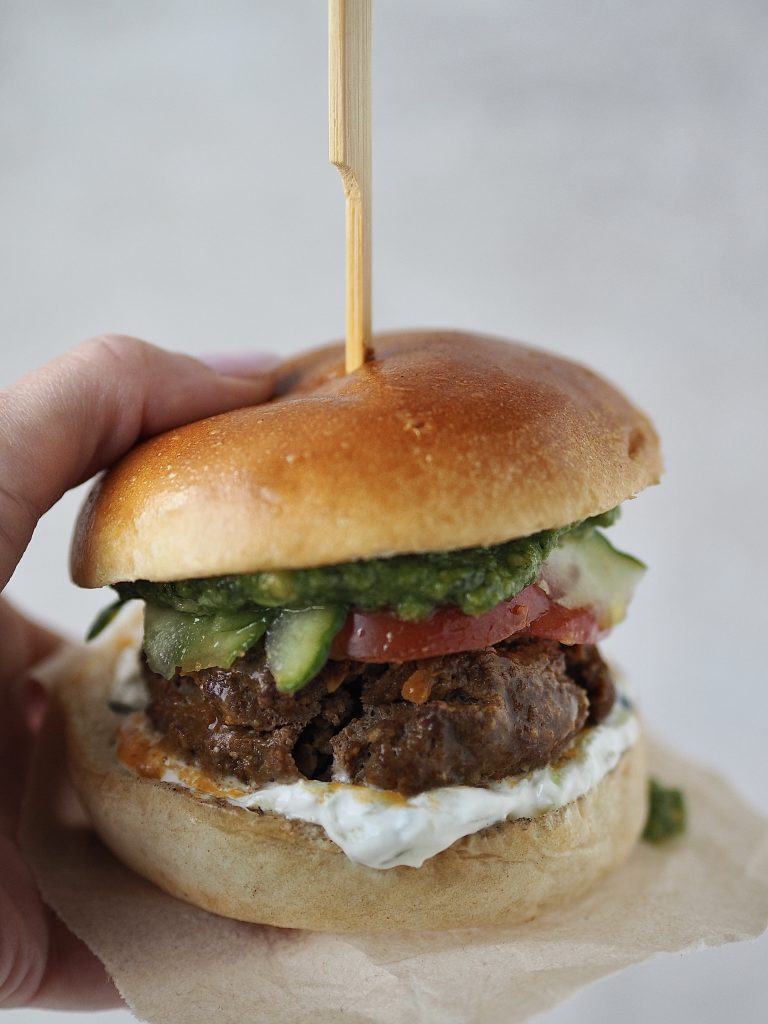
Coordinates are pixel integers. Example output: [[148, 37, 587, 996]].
[[58, 635, 648, 933]]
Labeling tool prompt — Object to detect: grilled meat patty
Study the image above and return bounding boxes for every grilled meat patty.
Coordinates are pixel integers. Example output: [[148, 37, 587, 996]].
[[144, 639, 615, 796]]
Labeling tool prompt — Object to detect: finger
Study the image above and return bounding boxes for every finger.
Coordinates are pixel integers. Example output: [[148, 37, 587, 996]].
[[0, 838, 122, 1009], [27, 909, 123, 1010], [0, 600, 62, 837], [0, 601, 120, 1009], [0, 336, 278, 588]]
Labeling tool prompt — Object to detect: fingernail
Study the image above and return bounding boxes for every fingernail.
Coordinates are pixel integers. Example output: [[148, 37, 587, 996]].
[[201, 351, 282, 377]]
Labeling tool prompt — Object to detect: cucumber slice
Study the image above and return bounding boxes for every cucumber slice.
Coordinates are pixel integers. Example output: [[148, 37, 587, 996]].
[[143, 604, 270, 679], [265, 606, 347, 693], [539, 531, 645, 629]]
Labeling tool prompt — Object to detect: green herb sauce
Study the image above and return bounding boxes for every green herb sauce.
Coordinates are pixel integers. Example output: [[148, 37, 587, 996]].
[[643, 777, 687, 843], [115, 508, 619, 621]]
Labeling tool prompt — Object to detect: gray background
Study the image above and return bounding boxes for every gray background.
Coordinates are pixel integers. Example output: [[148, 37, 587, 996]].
[[1, 0, 766, 1021]]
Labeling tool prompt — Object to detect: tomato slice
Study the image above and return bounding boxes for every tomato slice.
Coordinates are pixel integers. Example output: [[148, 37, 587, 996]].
[[329, 586, 609, 663], [517, 603, 605, 645], [330, 584, 552, 662]]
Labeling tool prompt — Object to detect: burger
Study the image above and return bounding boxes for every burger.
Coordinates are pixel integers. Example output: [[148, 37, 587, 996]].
[[62, 330, 661, 932]]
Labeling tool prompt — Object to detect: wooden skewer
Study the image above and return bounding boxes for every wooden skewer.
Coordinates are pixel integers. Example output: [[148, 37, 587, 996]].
[[329, 0, 372, 373]]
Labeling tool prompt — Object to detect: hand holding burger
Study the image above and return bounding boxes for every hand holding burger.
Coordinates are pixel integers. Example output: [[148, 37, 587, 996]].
[[0, 335, 277, 1009]]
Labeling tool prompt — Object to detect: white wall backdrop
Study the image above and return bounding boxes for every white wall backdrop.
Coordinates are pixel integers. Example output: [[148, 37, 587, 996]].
[[1, 2, 766, 1022]]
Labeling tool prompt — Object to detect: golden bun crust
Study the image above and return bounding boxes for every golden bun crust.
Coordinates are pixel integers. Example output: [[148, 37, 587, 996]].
[[58, 629, 648, 933], [71, 330, 661, 587]]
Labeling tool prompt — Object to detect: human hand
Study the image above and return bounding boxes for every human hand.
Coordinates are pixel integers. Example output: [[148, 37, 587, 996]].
[[0, 336, 277, 1008]]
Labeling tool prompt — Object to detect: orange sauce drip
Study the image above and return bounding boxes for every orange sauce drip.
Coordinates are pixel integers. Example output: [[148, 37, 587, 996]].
[[323, 662, 349, 693], [116, 720, 242, 799], [115, 721, 167, 780], [322, 781, 409, 806], [401, 668, 433, 704]]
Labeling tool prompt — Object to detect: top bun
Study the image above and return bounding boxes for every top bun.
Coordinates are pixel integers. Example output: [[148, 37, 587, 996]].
[[71, 331, 661, 587]]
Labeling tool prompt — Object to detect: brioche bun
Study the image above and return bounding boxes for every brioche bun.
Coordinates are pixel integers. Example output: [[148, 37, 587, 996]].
[[71, 330, 661, 588], [58, 624, 647, 932]]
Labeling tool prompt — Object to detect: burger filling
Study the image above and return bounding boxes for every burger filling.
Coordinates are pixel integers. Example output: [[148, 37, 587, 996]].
[[143, 638, 614, 795], [95, 507, 643, 799]]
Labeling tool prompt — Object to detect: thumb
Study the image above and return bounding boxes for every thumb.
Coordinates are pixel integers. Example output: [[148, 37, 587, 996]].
[[0, 335, 278, 589]]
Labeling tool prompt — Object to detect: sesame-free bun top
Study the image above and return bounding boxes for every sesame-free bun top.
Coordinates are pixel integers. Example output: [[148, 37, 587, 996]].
[[71, 330, 662, 588]]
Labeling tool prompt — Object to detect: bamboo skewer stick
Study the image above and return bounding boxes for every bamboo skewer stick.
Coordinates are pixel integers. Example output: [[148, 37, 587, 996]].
[[329, 0, 372, 373]]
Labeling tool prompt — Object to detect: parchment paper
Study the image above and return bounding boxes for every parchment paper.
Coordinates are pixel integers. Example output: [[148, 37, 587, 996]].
[[19, 641, 768, 1024]]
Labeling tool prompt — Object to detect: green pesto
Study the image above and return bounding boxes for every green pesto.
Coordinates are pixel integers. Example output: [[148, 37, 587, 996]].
[[643, 778, 687, 843], [115, 508, 620, 622]]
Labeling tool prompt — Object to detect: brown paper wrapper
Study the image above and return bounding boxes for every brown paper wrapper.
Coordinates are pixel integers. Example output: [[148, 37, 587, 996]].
[[20, 639, 768, 1024]]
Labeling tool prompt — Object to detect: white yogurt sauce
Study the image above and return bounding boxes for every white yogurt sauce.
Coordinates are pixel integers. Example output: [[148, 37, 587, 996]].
[[158, 697, 638, 870]]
